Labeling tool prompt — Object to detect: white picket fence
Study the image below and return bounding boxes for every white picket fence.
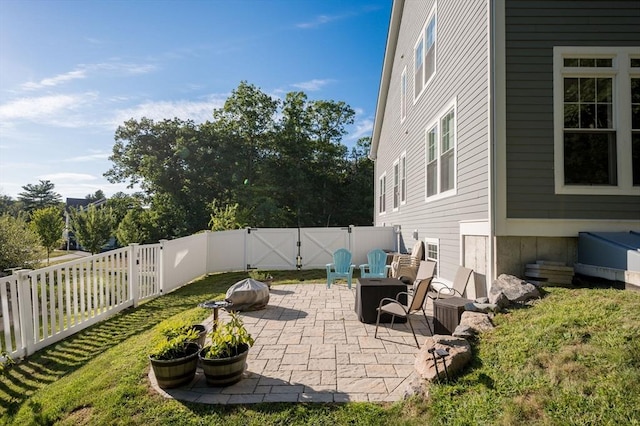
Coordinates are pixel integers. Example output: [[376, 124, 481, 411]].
[[1, 226, 395, 360]]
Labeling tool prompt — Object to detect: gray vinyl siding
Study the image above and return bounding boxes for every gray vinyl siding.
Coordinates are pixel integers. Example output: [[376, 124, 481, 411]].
[[375, 0, 489, 281], [505, 0, 640, 220]]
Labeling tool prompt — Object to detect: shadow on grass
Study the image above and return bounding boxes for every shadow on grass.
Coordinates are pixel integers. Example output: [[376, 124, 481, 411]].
[[0, 270, 326, 418]]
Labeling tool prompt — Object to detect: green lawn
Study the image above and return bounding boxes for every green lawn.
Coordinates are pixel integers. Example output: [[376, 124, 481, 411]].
[[1, 271, 639, 425]]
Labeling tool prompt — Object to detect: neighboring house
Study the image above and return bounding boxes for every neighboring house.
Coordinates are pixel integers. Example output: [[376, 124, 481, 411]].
[[370, 0, 640, 297]]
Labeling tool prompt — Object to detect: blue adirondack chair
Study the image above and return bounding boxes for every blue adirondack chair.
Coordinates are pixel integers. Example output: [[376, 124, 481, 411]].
[[326, 248, 355, 288], [359, 249, 391, 278]]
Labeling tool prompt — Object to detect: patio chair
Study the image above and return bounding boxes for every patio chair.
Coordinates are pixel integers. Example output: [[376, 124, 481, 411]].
[[374, 277, 434, 347], [409, 260, 436, 293], [359, 249, 391, 278], [390, 240, 424, 284], [428, 266, 473, 301], [326, 248, 355, 289]]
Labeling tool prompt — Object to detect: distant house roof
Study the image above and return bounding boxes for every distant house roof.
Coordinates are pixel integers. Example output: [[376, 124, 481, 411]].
[[65, 197, 107, 210]]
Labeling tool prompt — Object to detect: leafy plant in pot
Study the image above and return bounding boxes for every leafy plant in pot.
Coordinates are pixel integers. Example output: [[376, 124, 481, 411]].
[[149, 326, 201, 389], [159, 319, 207, 348], [199, 312, 255, 386]]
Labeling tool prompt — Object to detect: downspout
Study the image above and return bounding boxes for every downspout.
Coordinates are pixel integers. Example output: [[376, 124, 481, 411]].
[[488, 0, 497, 287]]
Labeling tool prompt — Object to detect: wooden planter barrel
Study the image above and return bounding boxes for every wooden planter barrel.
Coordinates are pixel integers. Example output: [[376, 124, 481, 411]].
[[199, 343, 249, 386], [149, 342, 200, 389]]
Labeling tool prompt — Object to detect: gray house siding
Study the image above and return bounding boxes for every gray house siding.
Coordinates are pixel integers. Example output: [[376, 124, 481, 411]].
[[505, 0, 640, 219], [374, 0, 490, 284]]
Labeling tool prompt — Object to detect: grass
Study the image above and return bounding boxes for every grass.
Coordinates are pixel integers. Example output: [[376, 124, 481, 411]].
[[1, 272, 639, 425]]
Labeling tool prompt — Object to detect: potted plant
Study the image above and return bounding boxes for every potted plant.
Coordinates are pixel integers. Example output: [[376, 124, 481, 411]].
[[249, 269, 274, 288], [199, 312, 255, 386], [149, 326, 200, 389], [159, 319, 207, 348]]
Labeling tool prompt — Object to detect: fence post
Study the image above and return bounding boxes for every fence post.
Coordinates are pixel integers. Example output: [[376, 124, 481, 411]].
[[128, 244, 139, 308], [159, 239, 167, 295], [204, 230, 211, 275], [16, 269, 34, 358]]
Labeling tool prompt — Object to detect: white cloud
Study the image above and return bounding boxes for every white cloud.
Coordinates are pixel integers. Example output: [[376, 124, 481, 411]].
[[19, 62, 156, 91], [21, 69, 87, 90], [111, 95, 227, 126], [63, 152, 111, 162], [347, 116, 373, 142], [291, 79, 333, 92], [0, 93, 96, 121], [38, 173, 98, 182], [296, 14, 346, 29]]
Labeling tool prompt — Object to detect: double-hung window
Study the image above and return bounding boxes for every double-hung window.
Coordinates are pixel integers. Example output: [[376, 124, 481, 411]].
[[378, 174, 386, 214], [425, 99, 457, 200], [414, 38, 424, 98], [401, 153, 407, 204], [425, 237, 439, 277], [401, 67, 407, 122], [413, 4, 437, 100], [554, 46, 640, 194], [393, 160, 400, 210]]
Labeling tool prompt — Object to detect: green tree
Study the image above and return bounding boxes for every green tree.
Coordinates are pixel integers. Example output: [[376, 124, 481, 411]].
[[18, 180, 62, 214], [31, 206, 64, 265], [0, 214, 44, 271], [0, 194, 25, 217], [85, 190, 106, 203], [208, 200, 247, 231], [116, 208, 151, 245], [69, 205, 114, 254], [105, 80, 373, 234], [106, 191, 144, 224]]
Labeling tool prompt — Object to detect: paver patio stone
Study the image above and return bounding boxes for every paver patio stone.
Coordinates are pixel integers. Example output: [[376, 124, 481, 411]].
[[150, 283, 435, 405]]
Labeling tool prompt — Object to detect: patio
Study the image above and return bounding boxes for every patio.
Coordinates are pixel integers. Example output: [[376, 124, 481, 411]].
[[149, 282, 434, 403]]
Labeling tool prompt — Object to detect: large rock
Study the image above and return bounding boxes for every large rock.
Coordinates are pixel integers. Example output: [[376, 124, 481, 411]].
[[225, 278, 269, 311], [415, 335, 472, 382], [459, 311, 494, 333], [490, 274, 541, 304]]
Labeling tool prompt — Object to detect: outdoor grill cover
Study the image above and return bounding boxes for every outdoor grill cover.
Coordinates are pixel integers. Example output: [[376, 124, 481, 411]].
[[225, 278, 270, 311]]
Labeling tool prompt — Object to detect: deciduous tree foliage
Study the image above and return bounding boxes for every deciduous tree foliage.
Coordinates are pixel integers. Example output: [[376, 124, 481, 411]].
[[105, 81, 373, 238], [69, 205, 115, 254], [0, 215, 44, 271], [31, 206, 64, 264]]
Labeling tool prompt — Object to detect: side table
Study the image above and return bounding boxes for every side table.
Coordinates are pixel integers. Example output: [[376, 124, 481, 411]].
[[433, 297, 473, 335], [199, 300, 231, 330], [355, 278, 407, 324]]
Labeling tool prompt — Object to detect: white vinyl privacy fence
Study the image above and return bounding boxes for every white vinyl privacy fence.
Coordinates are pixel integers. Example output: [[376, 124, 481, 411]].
[[1, 226, 394, 360]]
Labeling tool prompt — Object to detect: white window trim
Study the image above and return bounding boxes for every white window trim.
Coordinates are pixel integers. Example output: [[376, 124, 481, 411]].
[[413, 3, 437, 103], [424, 98, 458, 202], [378, 173, 387, 215], [400, 151, 407, 205], [392, 159, 400, 211], [553, 46, 640, 196], [424, 237, 439, 278], [401, 67, 407, 123]]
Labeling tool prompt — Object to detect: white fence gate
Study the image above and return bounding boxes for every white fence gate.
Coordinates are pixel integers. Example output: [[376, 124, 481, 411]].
[[1, 226, 395, 360]]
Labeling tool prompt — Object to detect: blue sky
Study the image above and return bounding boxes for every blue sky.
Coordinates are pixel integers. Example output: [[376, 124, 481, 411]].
[[0, 0, 391, 200]]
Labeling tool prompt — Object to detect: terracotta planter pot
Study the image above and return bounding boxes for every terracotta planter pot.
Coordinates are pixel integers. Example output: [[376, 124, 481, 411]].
[[199, 343, 249, 386], [149, 342, 200, 389]]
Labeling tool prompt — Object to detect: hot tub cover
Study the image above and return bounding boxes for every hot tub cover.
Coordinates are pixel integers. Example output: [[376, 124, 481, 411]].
[[225, 278, 270, 311]]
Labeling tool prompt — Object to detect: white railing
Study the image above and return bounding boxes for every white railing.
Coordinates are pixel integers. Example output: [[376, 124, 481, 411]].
[[1, 226, 395, 360]]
